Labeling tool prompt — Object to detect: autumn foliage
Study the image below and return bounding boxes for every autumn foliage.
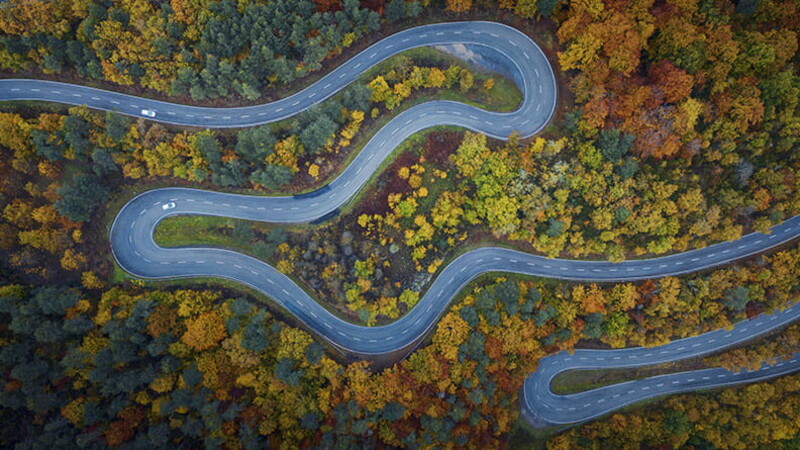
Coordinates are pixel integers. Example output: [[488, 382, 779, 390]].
[[1, 0, 800, 447], [181, 310, 227, 351]]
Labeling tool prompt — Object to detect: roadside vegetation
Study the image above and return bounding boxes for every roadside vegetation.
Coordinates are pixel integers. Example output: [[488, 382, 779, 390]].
[[1, 0, 800, 448], [551, 321, 800, 395]]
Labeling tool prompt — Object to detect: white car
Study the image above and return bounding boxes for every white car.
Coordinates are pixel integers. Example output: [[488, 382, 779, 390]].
[[161, 202, 176, 210], [140, 109, 156, 118]]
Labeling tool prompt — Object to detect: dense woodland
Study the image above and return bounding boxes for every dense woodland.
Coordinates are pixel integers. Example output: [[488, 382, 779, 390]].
[[1, 0, 800, 447], [0, 48, 506, 287], [4, 251, 800, 447]]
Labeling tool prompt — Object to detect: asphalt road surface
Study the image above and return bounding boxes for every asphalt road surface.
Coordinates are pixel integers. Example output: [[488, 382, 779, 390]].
[[523, 303, 800, 426], [3, 21, 798, 427], [0, 22, 554, 134]]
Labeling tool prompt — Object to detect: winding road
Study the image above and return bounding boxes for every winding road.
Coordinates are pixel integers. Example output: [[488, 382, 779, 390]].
[[3, 21, 799, 427], [524, 304, 800, 426]]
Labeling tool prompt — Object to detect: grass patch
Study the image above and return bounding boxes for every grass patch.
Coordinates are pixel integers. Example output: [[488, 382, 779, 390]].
[[154, 215, 241, 248], [153, 214, 285, 263], [549, 365, 692, 395], [110, 263, 132, 285]]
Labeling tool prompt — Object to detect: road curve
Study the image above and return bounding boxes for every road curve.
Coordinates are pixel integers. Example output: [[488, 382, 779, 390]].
[[0, 22, 554, 135], [524, 303, 800, 426], [4, 21, 799, 428], [111, 189, 800, 358]]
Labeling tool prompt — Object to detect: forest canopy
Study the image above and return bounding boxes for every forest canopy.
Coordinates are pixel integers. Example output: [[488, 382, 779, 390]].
[[1, 0, 800, 448]]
